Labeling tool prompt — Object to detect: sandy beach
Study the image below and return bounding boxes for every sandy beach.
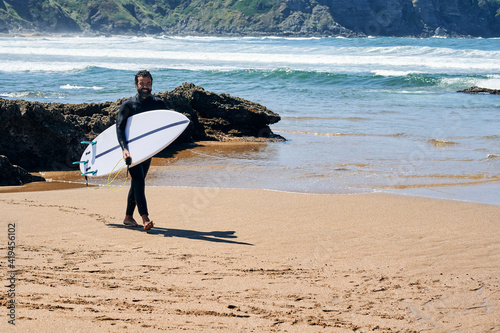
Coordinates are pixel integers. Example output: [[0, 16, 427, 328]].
[[1, 185, 499, 332]]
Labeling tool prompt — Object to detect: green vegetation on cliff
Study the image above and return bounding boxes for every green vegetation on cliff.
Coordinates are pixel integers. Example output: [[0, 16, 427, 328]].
[[1, 0, 499, 37]]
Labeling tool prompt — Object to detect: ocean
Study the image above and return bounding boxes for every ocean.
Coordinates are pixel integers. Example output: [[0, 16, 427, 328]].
[[0, 36, 499, 204]]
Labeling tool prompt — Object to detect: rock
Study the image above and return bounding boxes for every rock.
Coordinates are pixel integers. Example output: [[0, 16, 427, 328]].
[[0, 98, 109, 171], [0, 155, 45, 186], [0, 83, 283, 172], [159, 83, 283, 142], [457, 86, 500, 95]]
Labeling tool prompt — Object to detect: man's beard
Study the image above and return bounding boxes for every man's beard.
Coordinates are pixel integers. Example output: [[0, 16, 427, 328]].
[[138, 88, 151, 98]]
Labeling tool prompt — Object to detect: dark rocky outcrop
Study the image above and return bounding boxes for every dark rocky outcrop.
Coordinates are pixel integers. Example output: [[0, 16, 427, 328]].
[[0, 83, 282, 176], [0, 155, 45, 186], [159, 83, 282, 141], [457, 86, 500, 95]]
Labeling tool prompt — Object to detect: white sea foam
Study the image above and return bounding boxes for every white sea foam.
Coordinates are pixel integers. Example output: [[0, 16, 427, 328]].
[[1, 52, 496, 74], [1, 37, 500, 74], [371, 70, 420, 77], [60, 84, 104, 90], [0, 91, 65, 99], [0, 61, 90, 72], [0, 91, 34, 98], [474, 75, 500, 89]]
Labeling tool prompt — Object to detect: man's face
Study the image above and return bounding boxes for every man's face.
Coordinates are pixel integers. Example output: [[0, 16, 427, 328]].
[[136, 76, 152, 99]]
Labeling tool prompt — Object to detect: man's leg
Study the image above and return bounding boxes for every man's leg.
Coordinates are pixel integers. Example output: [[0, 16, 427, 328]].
[[128, 158, 153, 229]]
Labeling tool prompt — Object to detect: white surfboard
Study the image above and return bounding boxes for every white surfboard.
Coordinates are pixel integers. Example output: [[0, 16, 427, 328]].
[[77, 110, 189, 177]]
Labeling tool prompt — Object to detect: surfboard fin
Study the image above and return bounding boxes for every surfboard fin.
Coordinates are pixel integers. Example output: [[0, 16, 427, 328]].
[[81, 170, 98, 176], [72, 160, 88, 165], [81, 141, 97, 145]]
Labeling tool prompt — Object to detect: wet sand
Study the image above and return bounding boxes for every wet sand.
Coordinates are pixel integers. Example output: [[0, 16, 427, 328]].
[[6, 139, 497, 205], [1, 186, 499, 332]]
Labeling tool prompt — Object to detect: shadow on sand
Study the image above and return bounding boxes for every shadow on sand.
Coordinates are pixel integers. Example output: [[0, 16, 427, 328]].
[[107, 223, 253, 246]]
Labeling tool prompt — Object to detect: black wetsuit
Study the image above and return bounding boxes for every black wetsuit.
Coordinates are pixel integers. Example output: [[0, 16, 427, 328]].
[[116, 94, 166, 217]]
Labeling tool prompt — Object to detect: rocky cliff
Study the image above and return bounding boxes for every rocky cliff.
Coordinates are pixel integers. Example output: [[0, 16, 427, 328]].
[[0, 83, 282, 185], [1, 0, 499, 38]]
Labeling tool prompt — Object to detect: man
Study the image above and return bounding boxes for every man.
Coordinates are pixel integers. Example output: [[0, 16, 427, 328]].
[[116, 70, 166, 230]]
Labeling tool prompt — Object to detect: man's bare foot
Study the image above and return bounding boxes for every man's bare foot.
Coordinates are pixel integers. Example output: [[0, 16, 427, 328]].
[[141, 214, 154, 231], [123, 216, 140, 227], [144, 220, 154, 231]]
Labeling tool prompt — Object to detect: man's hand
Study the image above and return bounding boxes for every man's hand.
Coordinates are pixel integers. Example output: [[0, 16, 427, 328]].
[[123, 148, 131, 160], [123, 148, 132, 166]]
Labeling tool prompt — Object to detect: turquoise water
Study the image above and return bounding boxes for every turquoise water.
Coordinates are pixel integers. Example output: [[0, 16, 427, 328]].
[[0, 36, 499, 204]]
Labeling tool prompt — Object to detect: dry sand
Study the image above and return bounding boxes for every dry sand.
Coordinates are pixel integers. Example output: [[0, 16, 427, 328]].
[[0, 186, 499, 332]]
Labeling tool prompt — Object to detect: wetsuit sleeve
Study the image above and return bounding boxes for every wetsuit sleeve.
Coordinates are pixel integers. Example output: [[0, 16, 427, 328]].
[[116, 102, 130, 150], [154, 97, 167, 110]]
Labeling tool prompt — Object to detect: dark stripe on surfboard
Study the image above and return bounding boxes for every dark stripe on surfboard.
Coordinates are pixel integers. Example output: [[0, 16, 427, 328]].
[[94, 120, 189, 160]]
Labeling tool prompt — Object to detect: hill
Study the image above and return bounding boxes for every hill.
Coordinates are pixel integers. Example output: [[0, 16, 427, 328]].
[[1, 0, 500, 37]]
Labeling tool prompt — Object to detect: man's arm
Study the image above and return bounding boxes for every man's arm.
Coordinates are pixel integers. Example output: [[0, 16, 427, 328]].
[[116, 102, 130, 151]]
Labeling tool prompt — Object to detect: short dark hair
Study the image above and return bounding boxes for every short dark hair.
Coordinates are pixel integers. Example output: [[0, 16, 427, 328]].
[[135, 70, 153, 85]]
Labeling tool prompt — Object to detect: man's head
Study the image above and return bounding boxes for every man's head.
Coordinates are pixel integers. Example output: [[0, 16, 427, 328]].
[[135, 70, 153, 99]]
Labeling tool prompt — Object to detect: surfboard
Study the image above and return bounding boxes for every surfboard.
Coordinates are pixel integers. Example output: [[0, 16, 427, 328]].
[[76, 109, 189, 177]]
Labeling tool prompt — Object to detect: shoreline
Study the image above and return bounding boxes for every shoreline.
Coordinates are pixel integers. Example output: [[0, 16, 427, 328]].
[[381, 181, 500, 206], [1, 176, 498, 206], [1, 186, 499, 331], [0, 147, 498, 205]]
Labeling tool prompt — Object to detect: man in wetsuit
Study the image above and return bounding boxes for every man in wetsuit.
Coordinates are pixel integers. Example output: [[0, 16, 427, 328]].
[[116, 70, 166, 230]]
